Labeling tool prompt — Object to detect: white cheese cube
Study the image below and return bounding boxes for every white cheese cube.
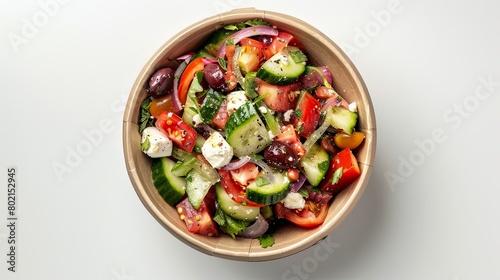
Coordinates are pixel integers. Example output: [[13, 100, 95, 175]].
[[227, 90, 248, 115], [282, 192, 305, 210], [141, 127, 173, 158], [201, 131, 233, 168]]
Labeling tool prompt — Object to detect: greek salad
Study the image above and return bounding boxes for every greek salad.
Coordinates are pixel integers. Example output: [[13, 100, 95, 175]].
[[138, 19, 365, 248]]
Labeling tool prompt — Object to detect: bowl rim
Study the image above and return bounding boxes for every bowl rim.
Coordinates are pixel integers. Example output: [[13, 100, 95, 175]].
[[123, 7, 376, 261]]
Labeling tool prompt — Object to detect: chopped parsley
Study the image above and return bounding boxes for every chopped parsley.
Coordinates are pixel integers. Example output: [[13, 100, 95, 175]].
[[258, 234, 275, 248], [255, 176, 271, 187], [330, 167, 344, 185], [289, 50, 308, 64], [139, 97, 154, 133]]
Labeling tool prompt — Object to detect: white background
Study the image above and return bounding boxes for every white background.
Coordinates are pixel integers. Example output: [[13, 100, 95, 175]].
[[1, 0, 499, 279]]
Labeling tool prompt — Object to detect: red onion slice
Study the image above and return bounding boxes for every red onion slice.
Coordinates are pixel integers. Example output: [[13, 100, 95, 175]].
[[221, 156, 251, 170], [237, 214, 269, 238], [172, 55, 193, 112], [289, 173, 307, 192], [248, 158, 276, 183], [217, 26, 278, 58]]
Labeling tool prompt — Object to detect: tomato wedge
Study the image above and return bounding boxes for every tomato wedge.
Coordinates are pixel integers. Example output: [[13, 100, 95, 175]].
[[275, 200, 328, 228], [177, 57, 205, 105], [263, 31, 303, 59], [294, 91, 321, 138], [320, 148, 361, 194], [176, 198, 219, 237], [219, 169, 264, 207], [275, 124, 306, 158], [155, 111, 197, 153]]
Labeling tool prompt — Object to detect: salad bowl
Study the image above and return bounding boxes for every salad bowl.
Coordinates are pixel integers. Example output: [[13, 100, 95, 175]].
[[123, 8, 376, 261]]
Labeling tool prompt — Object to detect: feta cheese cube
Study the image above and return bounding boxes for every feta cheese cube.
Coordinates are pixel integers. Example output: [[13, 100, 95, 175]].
[[227, 90, 248, 115], [201, 131, 233, 168], [282, 192, 305, 210], [141, 127, 173, 158]]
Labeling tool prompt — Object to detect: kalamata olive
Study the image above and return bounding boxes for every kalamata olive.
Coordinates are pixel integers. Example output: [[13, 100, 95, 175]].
[[320, 134, 339, 156], [149, 68, 174, 98], [258, 35, 273, 46], [264, 141, 299, 169], [203, 63, 228, 92]]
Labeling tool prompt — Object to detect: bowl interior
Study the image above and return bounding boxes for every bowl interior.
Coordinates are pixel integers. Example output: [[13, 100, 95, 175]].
[[123, 8, 376, 261]]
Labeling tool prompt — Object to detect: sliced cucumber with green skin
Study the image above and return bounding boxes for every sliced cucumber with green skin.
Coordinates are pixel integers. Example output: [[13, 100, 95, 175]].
[[326, 106, 358, 135], [225, 101, 271, 157], [215, 183, 260, 221], [246, 170, 290, 205], [203, 28, 236, 56], [192, 48, 215, 60], [256, 46, 307, 85], [299, 143, 331, 187], [151, 157, 186, 206], [200, 88, 225, 124], [171, 158, 196, 177], [185, 167, 214, 210]]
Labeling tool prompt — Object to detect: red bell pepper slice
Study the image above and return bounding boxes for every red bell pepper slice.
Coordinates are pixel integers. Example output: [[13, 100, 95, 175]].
[[177, 57, 205, 105], [320, 148, 361, 194]]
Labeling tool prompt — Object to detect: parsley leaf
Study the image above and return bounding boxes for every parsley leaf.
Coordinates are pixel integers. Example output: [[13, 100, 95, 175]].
[[139, 97, 154, 133], [255, 176, 271, 187], [141, 136, 151, 152], [330, 167, 344, 185], [258, 234, 275, 248], [289, 50, 308, 64]]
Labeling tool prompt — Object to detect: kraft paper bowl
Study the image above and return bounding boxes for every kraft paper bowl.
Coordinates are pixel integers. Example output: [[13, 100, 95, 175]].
[[123, 8, 376, 261]]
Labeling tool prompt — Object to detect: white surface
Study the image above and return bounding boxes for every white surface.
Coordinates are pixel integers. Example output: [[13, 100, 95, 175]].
[[1, 0, 499, 279]]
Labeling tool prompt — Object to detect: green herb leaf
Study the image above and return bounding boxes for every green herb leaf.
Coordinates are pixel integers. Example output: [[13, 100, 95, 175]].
[[244, 19, 271, 27], [318, 160, 330, 174], [330, 167, 344, 185], [141, 136, 151, 152], [289, 50, 308, 64], [139, 97, 154, 134], [294, 108, 303, 118], [255, 176, 271, 187], [298, 187, 309, 198], [218, 57, 227, 71], [258, 234, 275, 248]]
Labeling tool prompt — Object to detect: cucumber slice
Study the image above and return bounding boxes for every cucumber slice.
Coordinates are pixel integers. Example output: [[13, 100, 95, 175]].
[[326, 106, 358, 135], [185, 168, 213, 210], [200, 88, 225, 124], [203, 28, 236, 56], [171, 157, 196, 177], [256, 46, 307, 85], [225, 102, 271, 157], [151, 157, 186, 206], [299, 143, 331, 187], [215, 183, 260, 221], [246, 170, 290, 205]]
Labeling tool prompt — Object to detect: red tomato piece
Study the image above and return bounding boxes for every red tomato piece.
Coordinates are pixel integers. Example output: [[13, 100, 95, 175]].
[[255, 77, 301, 112], [294, 91, 321, 138], [219, 169, 264, 207], [224, 44, 238, 91], [177, 57, 205, 105], [155, 111, 197, 153], [229, 162, 259, 186], [263, 32, 303, 58], [275, 200, 328, 228], [319, 148, 361, 194], [275, 124, 306, 158], [176, 198, 219, 237], [211, 99, 229, 129]]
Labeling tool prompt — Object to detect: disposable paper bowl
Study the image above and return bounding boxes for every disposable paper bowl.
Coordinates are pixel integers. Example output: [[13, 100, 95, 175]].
[[123, 8, 376, 261]]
